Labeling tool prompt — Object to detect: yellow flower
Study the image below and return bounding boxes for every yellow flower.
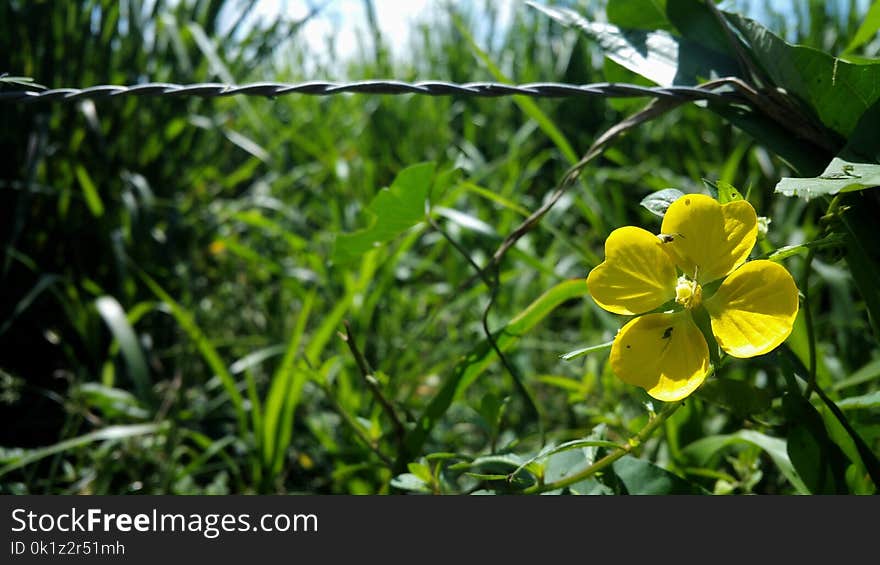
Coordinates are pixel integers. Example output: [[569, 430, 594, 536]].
[[587, 194, 799, 401]]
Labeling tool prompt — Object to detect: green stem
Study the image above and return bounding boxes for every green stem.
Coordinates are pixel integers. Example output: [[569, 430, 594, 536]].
[[521, 398, 686, 495], [802, 195, 842, 399], [800, 245, 818, 398]]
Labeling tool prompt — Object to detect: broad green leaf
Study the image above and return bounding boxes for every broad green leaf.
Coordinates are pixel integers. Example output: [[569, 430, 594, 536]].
[[681, 429, 809, 494], [403, 279, 590, 460], [639, 188, 684, 217], [95, 296, 152, 404], [840, 98, 880, 164], [607, 0, 669, 31], [728, 13, 880, 138], [407, 462, 434, 484], [837, 390, 880, 410], [709, 102, 830, 176], [545, 448, 590, 485], [714, 180, 745, 204], [782, 393, 849, 494], [775, 158, 880, 199], [530, 2, 737, 87], [332, 162, 435, 265], [612, 455, 706, 494], [389, 473, 431, 493], [843, 0, 880, 55], [666, 0, 732, 56]]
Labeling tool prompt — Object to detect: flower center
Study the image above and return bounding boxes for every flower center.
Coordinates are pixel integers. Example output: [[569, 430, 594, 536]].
[[675, 275, 702, 310]]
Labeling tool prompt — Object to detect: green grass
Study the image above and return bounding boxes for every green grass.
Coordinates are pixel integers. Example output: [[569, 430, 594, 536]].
[[1, 0, 878, 495]]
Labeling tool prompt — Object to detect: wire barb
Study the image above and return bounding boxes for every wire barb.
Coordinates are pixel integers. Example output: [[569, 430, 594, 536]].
[[0, 80, 740, 104]]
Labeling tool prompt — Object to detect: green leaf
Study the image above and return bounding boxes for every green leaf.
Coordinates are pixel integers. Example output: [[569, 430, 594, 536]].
[[607, 0, 669, 31], [834, 357, 880, 390], [728, 13, 880, 139], [639, 188, 684, 217], [612, 455, 706, 494], [332, 162, 435, 265], [0, 424, 160, 477], [782, 393, 850, 494], [559, 340, 613, 361], [390, 473, 431, 493], [263, 290, 315, 476], [681, 429, 809, 494], [73, 383, 149, 420], [840, 97, 880, 164], [95, 296, 153, 404], [664, 0, 833, 175], [713, 180, 745, 204], [709, 102, 830, 177], [530, 2, 737, 87], [74, 164, 104, 218], [775, 158, 880, 199], [843, 0, 880, 55], [407, 462, 434, 484], [696, 378, 772, 417], [666, 0, 732, 57], [837, 390, 880, 410]]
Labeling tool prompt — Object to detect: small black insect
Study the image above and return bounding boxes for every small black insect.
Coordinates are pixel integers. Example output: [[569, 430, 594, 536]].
[[662, 327, 673, 339], [657, 232, 685, 244]]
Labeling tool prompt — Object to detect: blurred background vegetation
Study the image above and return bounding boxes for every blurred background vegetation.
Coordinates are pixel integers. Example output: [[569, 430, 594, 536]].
[[1, 0, 878, 495]]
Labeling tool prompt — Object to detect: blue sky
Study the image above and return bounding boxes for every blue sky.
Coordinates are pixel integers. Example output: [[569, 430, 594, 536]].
[[245, 0, 515, 60], [241, 0, 874, 64]]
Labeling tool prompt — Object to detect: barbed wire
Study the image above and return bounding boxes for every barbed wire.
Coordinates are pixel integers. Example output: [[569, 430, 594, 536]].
[[0, 80, 742, 104]]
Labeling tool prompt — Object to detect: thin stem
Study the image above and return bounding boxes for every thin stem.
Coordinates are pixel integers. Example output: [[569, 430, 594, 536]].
[[802, 195, 842, 399], [801, 245, 818, 398], [340, 321, 406, 447], [481, 97, 687, 281], [521, 397, 687, 495], [317, 381, 393, 467], [427, 216, 544, 442]]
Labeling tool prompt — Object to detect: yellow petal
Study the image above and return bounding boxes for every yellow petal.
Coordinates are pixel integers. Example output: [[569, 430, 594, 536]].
[[660, 194, 757, 283], [704, 260, 799, 358], [610, 312, 710, 401], [587, 227, 677, 316]]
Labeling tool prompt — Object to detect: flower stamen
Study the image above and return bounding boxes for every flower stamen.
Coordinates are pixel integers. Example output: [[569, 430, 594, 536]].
[[675, 275, 702, 310]]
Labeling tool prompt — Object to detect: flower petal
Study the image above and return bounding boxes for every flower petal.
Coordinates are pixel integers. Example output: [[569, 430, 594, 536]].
[[660, 194, 757, 283], [610, 312, 710, 401], [704, 260, 799, 358], [587, 226, 677, 315]]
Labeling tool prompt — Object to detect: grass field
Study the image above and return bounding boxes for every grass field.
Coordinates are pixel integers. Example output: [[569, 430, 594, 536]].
[[1, 0, 878, 495]]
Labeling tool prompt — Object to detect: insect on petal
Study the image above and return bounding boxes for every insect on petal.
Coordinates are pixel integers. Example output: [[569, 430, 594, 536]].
[[661, 194, 757, 284], [610, 312, 710, 401]]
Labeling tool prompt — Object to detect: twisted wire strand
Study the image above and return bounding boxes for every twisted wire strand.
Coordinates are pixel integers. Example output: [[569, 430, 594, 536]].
[[0, 80, 741, 104]]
